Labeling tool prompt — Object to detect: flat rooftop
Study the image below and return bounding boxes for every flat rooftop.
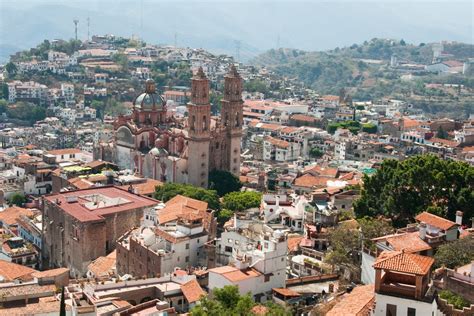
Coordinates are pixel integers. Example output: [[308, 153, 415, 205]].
[[44, 186, 159, 223]]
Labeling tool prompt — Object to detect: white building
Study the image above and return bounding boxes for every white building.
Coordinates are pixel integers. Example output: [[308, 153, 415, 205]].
[[209, 218, 287, 302]]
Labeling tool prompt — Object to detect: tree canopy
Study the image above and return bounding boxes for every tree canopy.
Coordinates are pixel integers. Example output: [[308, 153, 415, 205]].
[[155, 183, 220, 210], [309, 147, 324, 158], [222, 191, 262, 212], [190, 285, 290, 316], [6, 102, 46, 124], [10, 193, 26, 207], [208, 170, 242, 197], [353, 155, 474, 227], [434, 236, 474, 269]]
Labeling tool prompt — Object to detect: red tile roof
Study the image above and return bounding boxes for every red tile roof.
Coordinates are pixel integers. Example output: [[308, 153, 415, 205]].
[[273, 287, 300, 297], [293, 174, 328, 188], [415, 212, 458, 231], [157, 195, 208, 224], [181, 279, 206, 303], [373, 251, 434, 275], [0, 261, 37, 282], [44, 186, 159, 223], [208, 266, 262, 282], [287, 236, 303, 252], [0, 206, 36, 226], [327, 284, 375, 316], [47, 148, 82, 155], [378, 232, 431, 253]]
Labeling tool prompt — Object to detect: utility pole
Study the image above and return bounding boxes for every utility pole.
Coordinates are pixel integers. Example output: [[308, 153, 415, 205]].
[[73, 19, 79, 41], [234, 40, 241, 62], [87, 17, 90, 41]]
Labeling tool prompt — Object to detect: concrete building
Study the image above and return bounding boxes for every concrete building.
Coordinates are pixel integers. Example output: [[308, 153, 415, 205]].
[[116, 195, 216, 278]]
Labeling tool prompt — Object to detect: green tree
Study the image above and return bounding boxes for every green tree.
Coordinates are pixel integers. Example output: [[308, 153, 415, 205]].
[[155, 183, 220, 210], [439, 290, 470, 310], [222, 191, 262, 212], [309, 147, 324, 158], [208, 170, 242, 197], [190, 285, 291, 316], [5, 62, 17, 76], [217, 209, 234, 225], [400, 39, 406, 46], [437, 126, 448, 139], [10, 193, 26, 206], [91, 100, 106, 119], [213, 286, 241, 310], [0, 99, 7, 113], [353, 155, 474, 227], [434, 236, 474, 269], [7, 102, 46, 124], [358, 216, 394, 250], [361, 123, 377, 134], [325, 222, 360, 266]]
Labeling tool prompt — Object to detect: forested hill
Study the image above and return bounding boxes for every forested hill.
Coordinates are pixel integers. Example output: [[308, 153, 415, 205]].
[[250, 39, 474, 97]]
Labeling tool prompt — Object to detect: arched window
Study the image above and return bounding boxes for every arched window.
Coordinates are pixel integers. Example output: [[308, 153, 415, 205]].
[[235, 113, 240, 127], [203, 115, 207, 131]]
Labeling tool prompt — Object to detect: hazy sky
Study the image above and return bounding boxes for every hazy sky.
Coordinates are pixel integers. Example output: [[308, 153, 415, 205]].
[[0, 0, 472, 61]]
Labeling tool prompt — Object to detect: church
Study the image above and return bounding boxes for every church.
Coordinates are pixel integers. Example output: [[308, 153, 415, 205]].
[[94, 66, 243, 188]]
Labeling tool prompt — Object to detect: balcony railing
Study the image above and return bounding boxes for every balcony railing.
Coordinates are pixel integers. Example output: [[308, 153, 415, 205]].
[[379, 283, 416, 298]]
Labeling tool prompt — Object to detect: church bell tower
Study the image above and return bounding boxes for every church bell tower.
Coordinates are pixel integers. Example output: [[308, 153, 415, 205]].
[[187, 67, 211, 187], [220, 65, 243, 175]]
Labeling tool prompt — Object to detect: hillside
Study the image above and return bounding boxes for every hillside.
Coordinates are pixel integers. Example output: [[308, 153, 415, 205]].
[[251, 39, 474, 97]]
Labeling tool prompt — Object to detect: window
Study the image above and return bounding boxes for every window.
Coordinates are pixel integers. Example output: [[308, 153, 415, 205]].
[[185, 243, 189, 250], [386, 304, 397, 316], [264, 274, 270, 282], [407, 308, 416, 316], [185, 256, 189, 263], [197, 239, 200, 243], [225, 246, 233, 253]]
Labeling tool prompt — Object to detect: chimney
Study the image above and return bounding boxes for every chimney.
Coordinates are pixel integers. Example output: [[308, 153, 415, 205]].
[[455, 211, 463, 225], [419, 222, 427, 240]]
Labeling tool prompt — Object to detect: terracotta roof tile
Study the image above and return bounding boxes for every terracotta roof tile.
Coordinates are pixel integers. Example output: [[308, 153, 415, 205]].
[[327, 284, 375, 316], [294, 174, 328, 188], [181, 279, 206, 303], [287, 236, 303, 252], [273, 287, 300, 297], [208, 266, 262, 282], [0, 260, 37, 281], [87, 250, 116, 277], [415, 212, 458, 231], [384, 232, 431, 253], [47, 148, 82, 155], [373, 251, 434, 275], [0, 206, 36, 226], [157, 195, 208, 224]]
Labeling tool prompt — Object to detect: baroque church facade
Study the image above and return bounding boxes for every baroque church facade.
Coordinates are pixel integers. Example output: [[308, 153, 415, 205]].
[[94, 66, 243, 188]]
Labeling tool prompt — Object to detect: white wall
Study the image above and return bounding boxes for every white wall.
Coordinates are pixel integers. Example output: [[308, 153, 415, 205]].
[[361, 252, 376, 284], [374, 293, 443, 316]]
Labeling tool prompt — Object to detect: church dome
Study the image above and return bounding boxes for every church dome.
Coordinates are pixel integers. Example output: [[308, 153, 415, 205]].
[[133, 79, 165, 111]]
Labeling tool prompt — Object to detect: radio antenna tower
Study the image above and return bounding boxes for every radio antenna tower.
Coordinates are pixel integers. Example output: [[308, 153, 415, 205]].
[[87, 17, 90, 41], [73, 19, 79, 41]]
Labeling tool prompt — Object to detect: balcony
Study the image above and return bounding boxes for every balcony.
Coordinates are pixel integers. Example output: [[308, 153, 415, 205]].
[[379, 283, 416, 299]]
